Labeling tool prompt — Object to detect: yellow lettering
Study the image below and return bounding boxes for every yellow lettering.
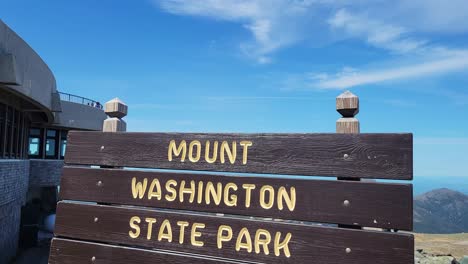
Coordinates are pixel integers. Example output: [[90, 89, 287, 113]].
[[128, 216, 141, 238], [217, 225, 233, 249], [158, 219, 173, 242], [188, 140, 201, 162], [220, 141, 236, 164], [131, 177, 147, 199], [191, 223, 205, 247], [205, 181, 222, 205], [168, 140, 187, 162], [260, 185, 275, 209], [165, 180, 178, 201], [148, 179, 162, 200], [224, 182, 238, 207], [239, 141, 253, 164], [197, 181, 204, 204], [205, 141, 218, 163], [179, 180, 196, 203], [177, 221, 189, 244], [236, 227, 252, 253], [145, 217, 157, 240], [274, 232, 292, 257], [254, 229, 271, 255], [277, 186, 296, 211], [242, 184, 256, 208]]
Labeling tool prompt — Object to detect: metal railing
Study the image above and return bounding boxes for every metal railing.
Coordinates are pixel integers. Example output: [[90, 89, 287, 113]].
[[58, 92, 103, 109]]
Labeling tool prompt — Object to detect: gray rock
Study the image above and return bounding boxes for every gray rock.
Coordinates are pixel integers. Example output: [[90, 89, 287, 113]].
[[459, 256, 468, 264], [415, 249, 459, 264]]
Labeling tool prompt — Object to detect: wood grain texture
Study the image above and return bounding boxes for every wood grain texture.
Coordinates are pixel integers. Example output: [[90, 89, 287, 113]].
[[54, 202, 414, 264], [104, 97, 127, 119], [65, 132, 413, 180], [49, 238, 241, 264], [336, 91, 361, 230], [336, 91, 359, 117], [336, 118, 360, 134], [103, 117, 126, 132], [59, 167, 413, 230]]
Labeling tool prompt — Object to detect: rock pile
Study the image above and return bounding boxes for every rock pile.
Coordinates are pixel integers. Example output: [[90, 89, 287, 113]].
[[415, 249, 465, 264]]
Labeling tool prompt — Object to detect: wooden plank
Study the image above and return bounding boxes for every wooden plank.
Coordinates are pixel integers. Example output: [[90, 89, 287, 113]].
[[65, 132, 413, 179], [336, 91, 362, 230], [60, 167, 413, 230], [49, 238, 243, 264], [54, 202, 414, 264]]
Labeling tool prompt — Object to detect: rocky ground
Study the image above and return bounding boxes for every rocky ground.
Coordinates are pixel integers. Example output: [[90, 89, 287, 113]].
[[415, 233, 468, 263]]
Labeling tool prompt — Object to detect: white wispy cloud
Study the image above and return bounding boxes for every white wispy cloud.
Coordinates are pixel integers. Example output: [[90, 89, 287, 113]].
[[155, 0, 315, 63], [389, 0, 468, 34], [310, 7, 468, 89], [328, 9, 426, 54], [310, 53, 468, 89], [154, 0, 468, 86]]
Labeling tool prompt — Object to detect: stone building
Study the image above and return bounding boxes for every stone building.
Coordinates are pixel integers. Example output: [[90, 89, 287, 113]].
[[0, 19, 108, 263]]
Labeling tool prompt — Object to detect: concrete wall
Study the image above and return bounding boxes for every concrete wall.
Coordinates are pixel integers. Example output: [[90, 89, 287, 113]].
[[29, 160, 63, 187], [0, 20, 58, 123], [0, 160, 30, 263], [0, 19, 111, 129], [54, 100, 107, 131]]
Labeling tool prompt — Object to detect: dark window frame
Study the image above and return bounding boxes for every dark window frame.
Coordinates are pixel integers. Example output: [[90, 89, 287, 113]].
[[60, 130, 68, 160], [45, 128, 59, 159], [0, 103, 5, 158], [0, 102, 29, 159], [28, 128, 68, 160], [28, 128, 43, 159]]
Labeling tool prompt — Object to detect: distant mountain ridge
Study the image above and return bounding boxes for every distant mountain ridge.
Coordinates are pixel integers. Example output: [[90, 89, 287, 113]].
[[414, 188, 468, 233]]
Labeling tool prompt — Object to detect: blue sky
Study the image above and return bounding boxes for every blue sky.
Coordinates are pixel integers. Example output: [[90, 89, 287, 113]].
[[2, 0, 468, 179]]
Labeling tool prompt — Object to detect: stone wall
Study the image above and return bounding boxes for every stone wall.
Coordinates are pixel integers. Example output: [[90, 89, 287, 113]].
[[0, 160, 29, 263], [0, 201, 22, 263], [29, 159, 63, 187], [0, 159, 65, 262]]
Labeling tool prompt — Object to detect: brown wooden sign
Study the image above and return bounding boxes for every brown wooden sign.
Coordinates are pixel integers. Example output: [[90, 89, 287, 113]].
[[50, 131, 414, 263], [54, 202, 414, 264], [60, 167, 413, 230], [65, 132, 413, 180], [50, 239, 237, 264]]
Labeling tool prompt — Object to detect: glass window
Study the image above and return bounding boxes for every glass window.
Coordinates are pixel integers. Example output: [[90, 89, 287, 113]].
[[28, 138, 40, 156], [0, 104, 4, 158], [30, 128, 41, 136], [60, 130, 68, 159], [5, 109, 12, 158], [60, 139, 67, 159], [28, 127, 42, 158], [0, 102, 30, 159], [12, 110, 19, 158], [45, 129, 58, 159], [46, 139, 56, 157], [47, 129, 56, 137]]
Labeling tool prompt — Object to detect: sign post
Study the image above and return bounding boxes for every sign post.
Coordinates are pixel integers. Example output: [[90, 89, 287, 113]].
[[49, 94, 414, 264]]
